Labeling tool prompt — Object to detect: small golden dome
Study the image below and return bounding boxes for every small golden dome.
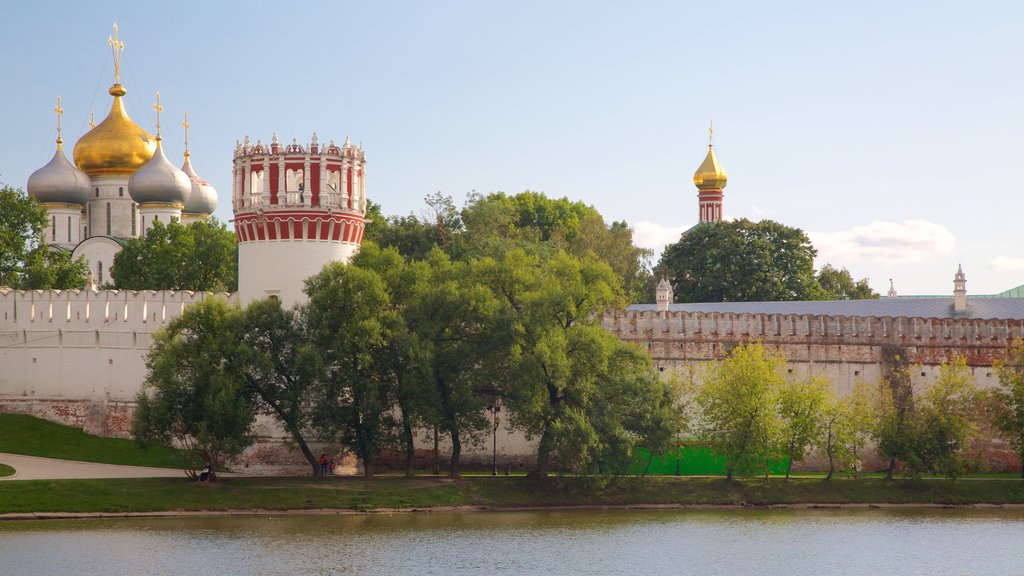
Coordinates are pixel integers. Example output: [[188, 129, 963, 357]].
[[73, 84, 156, 176], [693, 144, 727, 190]]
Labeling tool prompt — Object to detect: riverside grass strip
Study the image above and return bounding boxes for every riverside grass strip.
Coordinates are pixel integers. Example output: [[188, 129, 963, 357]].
[[2, 476, 1024, 516]]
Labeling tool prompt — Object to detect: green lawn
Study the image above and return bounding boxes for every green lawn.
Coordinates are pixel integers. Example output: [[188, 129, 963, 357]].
[[0, 463, 14, 478], [1, 476, 1024, 515], [0, 413, 188, 468]]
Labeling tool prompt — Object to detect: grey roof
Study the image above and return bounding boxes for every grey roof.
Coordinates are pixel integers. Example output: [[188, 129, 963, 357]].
[[627, 297, 1024, 320]]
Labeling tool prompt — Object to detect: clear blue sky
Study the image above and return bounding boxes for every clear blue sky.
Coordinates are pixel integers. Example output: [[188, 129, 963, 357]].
[[3, 0, 1022, 296]]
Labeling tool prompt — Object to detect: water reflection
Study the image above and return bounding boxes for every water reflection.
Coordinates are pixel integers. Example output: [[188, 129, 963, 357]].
[[1, 509, 1023, 575]]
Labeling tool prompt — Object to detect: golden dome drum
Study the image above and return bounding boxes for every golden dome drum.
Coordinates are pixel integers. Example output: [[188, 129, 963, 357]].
[[693, 145, 728, 190], [73, 84, 156, 176]]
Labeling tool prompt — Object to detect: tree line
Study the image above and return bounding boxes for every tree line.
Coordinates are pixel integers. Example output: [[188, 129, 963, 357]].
[[693, 341, 1024, 480], [133, 242, 684, 479]]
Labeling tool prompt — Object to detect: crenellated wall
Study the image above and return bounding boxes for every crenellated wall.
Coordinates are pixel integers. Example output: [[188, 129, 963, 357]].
[[602, 309, 1022, 394], [0, 288, 237, 435]]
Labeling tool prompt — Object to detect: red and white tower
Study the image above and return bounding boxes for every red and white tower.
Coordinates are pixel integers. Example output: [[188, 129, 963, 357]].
[[692, 124, 728, 223], [232, 133, 367, 306]]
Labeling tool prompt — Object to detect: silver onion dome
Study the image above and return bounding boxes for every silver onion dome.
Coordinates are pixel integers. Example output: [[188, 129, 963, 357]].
[[128, 141, 190, 205], [27, 145, 92, 205], [181, 155, 218, 215]]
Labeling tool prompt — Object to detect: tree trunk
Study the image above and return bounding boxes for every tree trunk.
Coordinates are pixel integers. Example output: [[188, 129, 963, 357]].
[[363, 458, 374, 479], [449, 427, 462, 478], [785, 457, 793, 481], [402, 410, 415, 477], [536, 421, 555, 477], [886, 454, 896, 481], [641, 453, 654, 478]]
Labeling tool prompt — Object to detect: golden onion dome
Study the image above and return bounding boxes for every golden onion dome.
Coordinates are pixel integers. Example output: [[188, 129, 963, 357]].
[[73, 84, 156, 176], [693, 144, 727, 190]]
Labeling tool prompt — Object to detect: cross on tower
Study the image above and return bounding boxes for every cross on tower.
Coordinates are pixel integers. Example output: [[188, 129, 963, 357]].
[[182, 112, 190, 157], [89, 111, 96, 129], [108, 23, 125, 84], [152, 92, 163, 140], [54, 96, 64, 145], [708, 120, 714, 147]]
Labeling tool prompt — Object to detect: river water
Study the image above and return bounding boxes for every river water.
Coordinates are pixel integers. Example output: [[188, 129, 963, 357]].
[[1, 509, 1022, 575]]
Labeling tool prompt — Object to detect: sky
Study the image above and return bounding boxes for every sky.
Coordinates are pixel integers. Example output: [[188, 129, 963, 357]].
[[2, 0, 1022, 297]]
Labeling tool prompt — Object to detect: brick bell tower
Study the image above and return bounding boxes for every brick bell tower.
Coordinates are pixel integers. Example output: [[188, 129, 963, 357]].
[[232, 134, 367, 307], [692, 123, 727, 224]]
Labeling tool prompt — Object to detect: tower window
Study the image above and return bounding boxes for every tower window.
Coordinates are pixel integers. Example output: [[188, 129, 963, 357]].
[[119, 187, 124, 197], [52, 216, 56, 241], [131, 204, 137, 236], [106, 203, 111, 236], [67, 216, 71, 242], [98, 261, 103, 285], [95, 187, 99, 198]]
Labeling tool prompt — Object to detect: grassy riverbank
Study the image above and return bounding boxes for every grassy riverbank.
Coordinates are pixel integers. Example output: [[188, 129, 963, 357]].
[[2, 476, 1024, 516], [0, 414, 186, 468]]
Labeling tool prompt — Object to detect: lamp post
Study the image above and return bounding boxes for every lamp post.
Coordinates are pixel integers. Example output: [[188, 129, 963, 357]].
[[487, 397, 502, 476]]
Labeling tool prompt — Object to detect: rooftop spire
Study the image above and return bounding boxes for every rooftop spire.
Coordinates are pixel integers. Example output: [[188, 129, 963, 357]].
[[88, 111, 96, 129], [53, 96, 64, 148], [708, 120, 714, 147], [152, 92, 163, 142], [182, 112, 190, 158], [108, 22, 124, 85]]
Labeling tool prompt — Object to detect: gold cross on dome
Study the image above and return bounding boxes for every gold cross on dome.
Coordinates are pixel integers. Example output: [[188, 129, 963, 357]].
[[108, 23, 125, 84], [89, 111, 96, 128], [182, 112, 190, 156], [54, 96, 64, 144], [152, 92, 163, 139], [708, 120, 714, 147]]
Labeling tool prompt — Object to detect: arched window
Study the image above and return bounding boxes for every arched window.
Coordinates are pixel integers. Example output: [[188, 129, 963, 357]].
[[51, 216, 56, 241], [106, 203, 111, 236], [95, 187, 99, 198], [98, 261, 103, 285], [67, 216, 71, 242], [119, 187, 124, 197], [131, 204, 137, 236]]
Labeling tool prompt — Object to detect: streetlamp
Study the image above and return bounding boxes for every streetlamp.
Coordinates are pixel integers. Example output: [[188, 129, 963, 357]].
[[487, 397, 502, 475]]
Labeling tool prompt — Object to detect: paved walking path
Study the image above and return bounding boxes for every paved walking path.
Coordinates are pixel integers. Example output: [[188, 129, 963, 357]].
[[0, 452, 194, 480]]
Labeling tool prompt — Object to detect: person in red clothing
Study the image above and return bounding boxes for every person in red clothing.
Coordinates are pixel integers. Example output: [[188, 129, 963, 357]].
[[319, 453, 328, 476]]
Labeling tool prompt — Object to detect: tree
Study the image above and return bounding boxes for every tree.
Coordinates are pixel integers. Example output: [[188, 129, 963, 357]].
[[111, 218, 237, 291], [236, 299, 322, 476], [402, 250, 496, 477], [132, 298, 255, 479], [0, 185, 87, 289], [905, 357, 978, 479], [819, 382, 876, 479], [657, 218, 822, 303], [994, 340, 1024, 478], [352, 242, 428, 476], [816, 264, 878, 300], [304, 262, 398, 478], [697, 342, 784, 480], [874, 346, 916, 480], [778, 376, 828, 480]]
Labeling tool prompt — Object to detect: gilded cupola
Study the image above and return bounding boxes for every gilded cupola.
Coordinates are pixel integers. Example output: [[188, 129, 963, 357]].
[[72, 24, 156, 176], [693, 124, 728, 190]]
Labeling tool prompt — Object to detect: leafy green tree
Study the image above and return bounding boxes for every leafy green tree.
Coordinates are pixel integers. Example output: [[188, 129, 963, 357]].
[[874, 346, 916, 480], [905, 357, 979, 479], [480, 249, 678, 475], [0, 186, 87, 289], [778, 376, 828, 480], [397, 250, 498, 477], [697, 342, 784, 480], [352, 242, 428, 476], [132, 298, 255, 480], [304, 262, 398, 478], [236, 299, 322, 476], [111, 218, 237, 291], [994, 340, 1024, 478], [817, 264, 878, 300], [657, 218, 822, 302], [819, 382, 876, 479]]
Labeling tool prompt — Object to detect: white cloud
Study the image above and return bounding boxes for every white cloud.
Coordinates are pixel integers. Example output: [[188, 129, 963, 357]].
[[810, 219, 955, 266], [632, 221, 690, 253], [990, 256, 1024, 271]]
